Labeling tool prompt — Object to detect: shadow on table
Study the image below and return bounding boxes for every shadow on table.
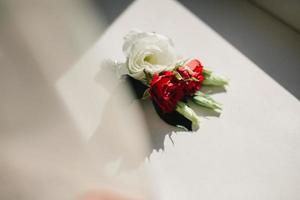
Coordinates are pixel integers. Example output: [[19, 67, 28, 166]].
[[95, 61, 226, 155], [92, 61, 153, 169], [141, 86, 226, 151]]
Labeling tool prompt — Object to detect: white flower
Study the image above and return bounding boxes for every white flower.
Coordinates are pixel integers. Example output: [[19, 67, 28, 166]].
[[123, 30, 177, 81]]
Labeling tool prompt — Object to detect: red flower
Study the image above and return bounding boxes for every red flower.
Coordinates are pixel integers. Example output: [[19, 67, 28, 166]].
[[177, 59, 204, 96], [149, 71, 185, 113], [148, 59, 204, 113]]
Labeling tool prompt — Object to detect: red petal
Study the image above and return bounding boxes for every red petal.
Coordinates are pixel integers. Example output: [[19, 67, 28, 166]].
[[150, 73, 161, 86], [186, 59, 202, 71], [163, 71, 174, 76]]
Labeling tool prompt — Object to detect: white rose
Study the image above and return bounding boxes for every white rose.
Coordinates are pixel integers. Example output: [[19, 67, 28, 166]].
[[123, 30, 177, 81]]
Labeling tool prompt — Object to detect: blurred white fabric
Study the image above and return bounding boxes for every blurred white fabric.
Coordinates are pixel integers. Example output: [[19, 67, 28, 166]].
[[0, 0, 154, 199]]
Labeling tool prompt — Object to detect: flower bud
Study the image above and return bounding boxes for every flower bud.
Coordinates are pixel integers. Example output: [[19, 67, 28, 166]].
[[203, 71, 229, 86], [176, 101, 200, 127], [193, 91, 222, 111]]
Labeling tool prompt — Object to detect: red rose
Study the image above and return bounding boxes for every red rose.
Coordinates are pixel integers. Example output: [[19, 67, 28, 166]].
[[149, 71, 185, 113], [177, 59, 204, 96]]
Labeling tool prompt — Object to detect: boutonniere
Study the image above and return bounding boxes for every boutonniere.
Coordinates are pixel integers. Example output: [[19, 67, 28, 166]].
[[117, 30, 228, 131]]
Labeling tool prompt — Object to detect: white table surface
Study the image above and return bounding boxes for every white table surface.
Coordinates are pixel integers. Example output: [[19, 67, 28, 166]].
[[57, 0, 300, 199]]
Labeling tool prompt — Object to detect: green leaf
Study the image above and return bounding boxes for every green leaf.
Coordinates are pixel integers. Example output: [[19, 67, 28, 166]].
[[174, 71, 183, 80], [142, 88, 150, 100], [143, 69, 153, 85], [186, 67, 194, 75], [174, 58, 189, 71], [190, 77, 200, 82]]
